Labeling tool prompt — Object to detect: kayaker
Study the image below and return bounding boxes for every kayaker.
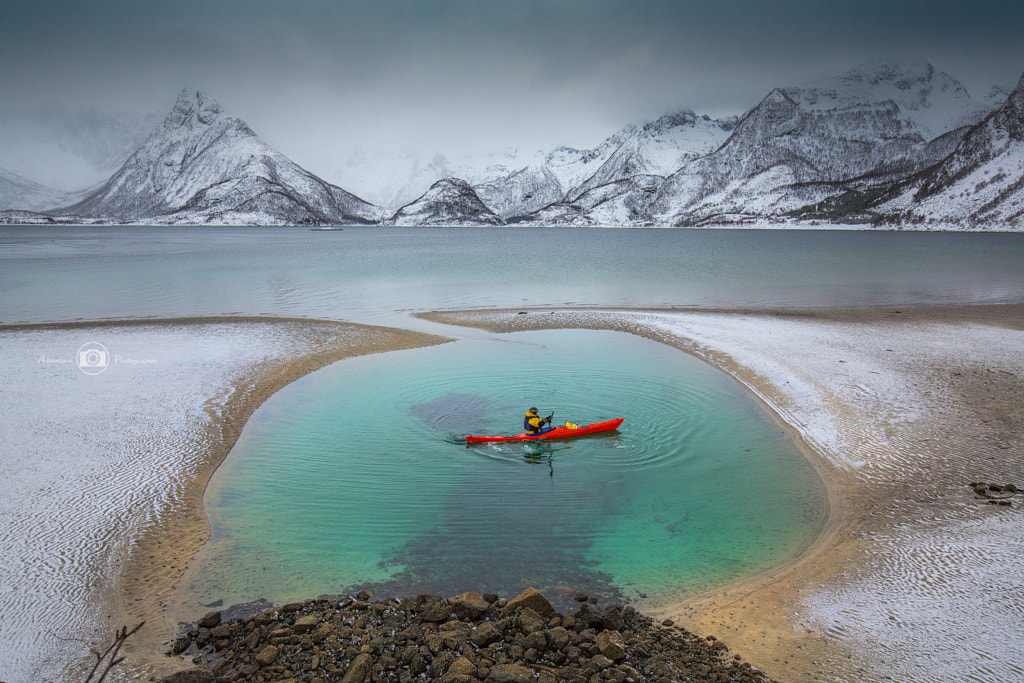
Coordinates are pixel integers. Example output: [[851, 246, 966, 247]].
[[524, 407, 553, 434]]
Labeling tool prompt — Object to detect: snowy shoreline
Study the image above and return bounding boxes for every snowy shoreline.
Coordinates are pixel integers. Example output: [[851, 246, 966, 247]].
[[0, 318, 449, 683], [420, 305, 1024, 683], [4, 306, 1023, 682]]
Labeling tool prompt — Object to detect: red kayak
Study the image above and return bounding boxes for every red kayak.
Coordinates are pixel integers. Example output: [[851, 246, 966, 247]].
[[466, 418, 624, 444]]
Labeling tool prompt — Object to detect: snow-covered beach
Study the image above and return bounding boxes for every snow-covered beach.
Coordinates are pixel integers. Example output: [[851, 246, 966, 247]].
[[421, 306, 1024, 682], [3, 306, 1023, 682], [0, 319, 449, 682]]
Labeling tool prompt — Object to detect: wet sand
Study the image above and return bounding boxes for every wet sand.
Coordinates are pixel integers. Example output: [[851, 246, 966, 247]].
[[0, 318, 450, 682], [419, 306, 1024, 683], [7, 307, 1022, 682]]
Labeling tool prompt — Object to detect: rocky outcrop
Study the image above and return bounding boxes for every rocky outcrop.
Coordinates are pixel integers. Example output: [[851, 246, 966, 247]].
[[165, 588, 773, 682], [388, 178, 504, 226]]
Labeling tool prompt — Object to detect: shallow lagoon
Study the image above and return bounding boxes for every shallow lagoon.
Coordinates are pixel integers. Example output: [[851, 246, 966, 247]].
[[177, 329, 825, 617]]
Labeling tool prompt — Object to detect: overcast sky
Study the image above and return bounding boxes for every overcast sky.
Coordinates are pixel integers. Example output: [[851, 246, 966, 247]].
[[1, 0, 1022, 189]]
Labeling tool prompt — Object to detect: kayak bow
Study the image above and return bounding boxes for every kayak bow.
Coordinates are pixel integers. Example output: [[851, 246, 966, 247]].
[[466, 418, 623, 444]]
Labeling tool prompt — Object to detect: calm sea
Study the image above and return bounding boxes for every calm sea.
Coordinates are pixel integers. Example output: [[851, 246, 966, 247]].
[[3, 226, 1024, 325]]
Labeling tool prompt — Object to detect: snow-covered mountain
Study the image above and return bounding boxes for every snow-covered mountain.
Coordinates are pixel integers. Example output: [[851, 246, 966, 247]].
[[565, 111, 735, 202], [328, 111, 735, 221], [5, 58, 1019, 229], [326, 134, 627, 216], [871, 70, 1024, 228], [62, 90, 382, 225], [647, 59, 991, 225], [387, 178, 503, 226]]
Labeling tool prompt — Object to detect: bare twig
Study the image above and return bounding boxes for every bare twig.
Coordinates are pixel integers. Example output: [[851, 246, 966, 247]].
[[83, 622, 144, 683]]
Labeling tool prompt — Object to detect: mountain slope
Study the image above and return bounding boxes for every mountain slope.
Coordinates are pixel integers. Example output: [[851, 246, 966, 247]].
[[873, 70, 1024, 227], [566, 111, 735, 202], [648, 59, 991, 225], [0, 168, 78, 212], [473, 164, 564, 219], [387, 178, 503, 226], [62, 90, 381, 225]]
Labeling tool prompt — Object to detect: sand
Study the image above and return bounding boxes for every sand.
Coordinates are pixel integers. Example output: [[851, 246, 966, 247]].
[[419, 306, 1024, 683], [5, 306, 1023, 682], [0, 318, 450, 682]]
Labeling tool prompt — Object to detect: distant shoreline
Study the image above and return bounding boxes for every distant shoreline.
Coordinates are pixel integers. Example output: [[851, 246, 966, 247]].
[[3, 217, 1023, 231]]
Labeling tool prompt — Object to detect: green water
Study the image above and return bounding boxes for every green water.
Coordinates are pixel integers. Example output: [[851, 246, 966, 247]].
[[179, 329, 825, 616]]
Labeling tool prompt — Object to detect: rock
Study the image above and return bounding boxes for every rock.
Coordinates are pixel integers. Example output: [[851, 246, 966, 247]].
[[574, 592, 589, 602], [523, 630, 548, 651], [661, 619, 674, 627], [194, 628, 210, 648], [603, 606, 625, 631], [487, 663, 535, 683], [294, 614, 319, 633], [547, 626, 570, 650], [209, 623, 231, 639], [158, 668, 213, 683], [452, 592, 491, 620], [355, 589, 373, 601], [342, 652, 373, 683], [574, 603, 605, 630], [421, 599, 453, 623], [470, 621, 503, 647], [505, 587, 555, 617], [244, 629, 261, 650], [517, 607, 547, 634], [441, 675, 475, 683], [483, 592, 500, 604], [170, 635, 191, 655], [197, 611, 221, 629], [596, 630, 627, 660], [166, 590, 777, 683], [255, 644, 279, 666], [449, 657, 478, 676]]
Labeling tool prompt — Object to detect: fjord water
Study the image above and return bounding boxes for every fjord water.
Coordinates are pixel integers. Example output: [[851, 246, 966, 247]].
[[178, 329, 825, 615], [3, 226, 1024, 325]]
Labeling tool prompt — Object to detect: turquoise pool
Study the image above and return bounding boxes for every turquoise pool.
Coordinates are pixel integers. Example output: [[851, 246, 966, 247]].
[[177, 329, 826, 616]]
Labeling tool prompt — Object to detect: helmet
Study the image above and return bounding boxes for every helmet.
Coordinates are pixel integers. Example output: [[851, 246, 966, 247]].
[[528, 407, 538, 413]]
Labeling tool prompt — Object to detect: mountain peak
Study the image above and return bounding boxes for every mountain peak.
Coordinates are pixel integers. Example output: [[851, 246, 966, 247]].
[[63, 88, 380, 224], [838, 58, 936, 88], [168, 89, 223, 126]]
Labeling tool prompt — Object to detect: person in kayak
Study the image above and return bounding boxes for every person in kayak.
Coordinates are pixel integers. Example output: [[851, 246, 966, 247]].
[[524, 407, 554, 434]]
